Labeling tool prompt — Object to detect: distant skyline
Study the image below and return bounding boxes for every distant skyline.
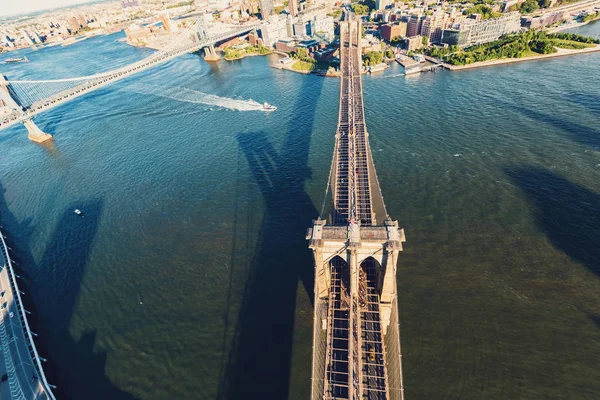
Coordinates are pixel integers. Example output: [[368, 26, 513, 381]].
[[0, 0, 103, 18]]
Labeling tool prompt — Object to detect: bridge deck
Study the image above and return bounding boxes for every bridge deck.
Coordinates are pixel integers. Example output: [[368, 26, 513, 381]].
[[321, 17, 391, 400], [0, 229, 55, 400]]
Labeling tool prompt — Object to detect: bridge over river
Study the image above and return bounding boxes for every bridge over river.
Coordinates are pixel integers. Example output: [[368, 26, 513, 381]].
[[0, 20, 259, 143], [307, 14, 406, 400]]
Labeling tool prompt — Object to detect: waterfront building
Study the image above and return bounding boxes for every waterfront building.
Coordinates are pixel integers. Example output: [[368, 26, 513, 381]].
[[22, 31, 35, 46], [275, 38, 297, 52], [381, 22, 407, 42], [259, 0, 275, 19], [521, 11, 565, 29], [406, 35, 423, 51], [441, 12, 521, 47]]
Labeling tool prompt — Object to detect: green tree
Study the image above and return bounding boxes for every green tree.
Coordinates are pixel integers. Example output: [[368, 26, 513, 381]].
[[520, 0, 539, 14], [352, 4, 369, 15], [363, 51, 384, 66], [422, 36, 429, 47], [294, 47, 308, 59]]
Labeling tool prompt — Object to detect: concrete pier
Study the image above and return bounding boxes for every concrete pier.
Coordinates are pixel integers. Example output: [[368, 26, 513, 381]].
[[23, 120, 53, 144], [204, 44, 221, 61]]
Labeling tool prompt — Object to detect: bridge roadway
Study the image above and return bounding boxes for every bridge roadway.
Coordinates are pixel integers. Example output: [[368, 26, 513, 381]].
[[0, 229, 55, 400], [0, 23, 259, 131], [320, 16, 391, 400]]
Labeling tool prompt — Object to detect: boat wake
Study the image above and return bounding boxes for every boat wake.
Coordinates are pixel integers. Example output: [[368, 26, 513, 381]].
[[128, 84, 268, 112]]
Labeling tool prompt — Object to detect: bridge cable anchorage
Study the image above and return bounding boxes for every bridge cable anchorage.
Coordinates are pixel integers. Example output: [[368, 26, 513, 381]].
[[0, 19, 260, 124]]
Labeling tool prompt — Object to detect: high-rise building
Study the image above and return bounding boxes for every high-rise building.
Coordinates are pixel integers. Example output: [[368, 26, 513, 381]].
[[289, 0, 298, 17], [421, 14, 448, 44], [259, 0, 275, 19], [407, 14, 425, 37]]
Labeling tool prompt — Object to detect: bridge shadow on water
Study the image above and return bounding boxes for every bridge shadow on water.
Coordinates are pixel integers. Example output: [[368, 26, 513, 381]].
[[564, 93, 600, 115], [497, 99, 600, 149], [218, 75, 324, 399], [0, 183, 139, 400], [506, 166, 600, 279]]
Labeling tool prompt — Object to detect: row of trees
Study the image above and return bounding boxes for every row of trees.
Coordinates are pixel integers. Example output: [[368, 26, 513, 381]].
[[444, 31, 599, 65], [224, 44, 272, 60], [548, 32, 600, 44]]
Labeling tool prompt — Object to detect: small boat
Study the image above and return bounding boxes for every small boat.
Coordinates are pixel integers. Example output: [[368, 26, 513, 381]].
[[74, 209, 83, 216], [262, 102, 277, 112], [4, 56, 29, 63]]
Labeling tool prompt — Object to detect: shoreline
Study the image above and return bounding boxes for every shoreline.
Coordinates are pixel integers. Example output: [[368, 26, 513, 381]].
[[548, 17, 600, 33], [445, 44, 600, 71], [224, 51, 273, 61]]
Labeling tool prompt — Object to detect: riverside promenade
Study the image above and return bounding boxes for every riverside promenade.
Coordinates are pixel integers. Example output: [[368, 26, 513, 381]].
[[0, 229, 55, 400]]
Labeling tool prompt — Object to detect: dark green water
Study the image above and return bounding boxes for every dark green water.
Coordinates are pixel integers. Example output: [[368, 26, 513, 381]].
[[0, 23, 599, 399]]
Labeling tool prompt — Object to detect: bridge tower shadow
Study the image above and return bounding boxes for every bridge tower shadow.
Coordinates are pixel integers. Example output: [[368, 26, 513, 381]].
[[0, 182, 139, 400], [217, 75, 324, 399]]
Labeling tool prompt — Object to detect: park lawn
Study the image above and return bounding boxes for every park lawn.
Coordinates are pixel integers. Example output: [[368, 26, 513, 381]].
[[292, 60, 317, 71], [552, 39, 595, 49]]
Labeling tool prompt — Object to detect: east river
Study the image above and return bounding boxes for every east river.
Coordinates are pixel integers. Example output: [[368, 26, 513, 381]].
[[0, 21, 599, 400]]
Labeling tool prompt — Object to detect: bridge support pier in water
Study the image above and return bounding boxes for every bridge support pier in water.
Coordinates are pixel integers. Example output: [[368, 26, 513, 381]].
[[204, 44, 220, 61], [24, 119, 53, 143]]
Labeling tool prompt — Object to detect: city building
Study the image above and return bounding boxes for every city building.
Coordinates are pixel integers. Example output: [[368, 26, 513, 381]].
[[161, 16, 179, 32], [259, 0, 275, 19], [380, 22, 407, 42], [275, 38, 297, 52], [441, 12, 521, 47], [260, 14, 289, 46], [121, 0, 139, 8], [406, 35, 423, 51], [521, 11, 565, 29], [421, 13, 448, 44], [407, 14, 425, 37], [376, 0, 392, 11], [307, 12, 334, 39]]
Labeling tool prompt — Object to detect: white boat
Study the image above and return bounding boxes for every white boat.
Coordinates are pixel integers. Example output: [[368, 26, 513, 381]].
[[74, 209, 83, 216], [262, 102, 277, 112]]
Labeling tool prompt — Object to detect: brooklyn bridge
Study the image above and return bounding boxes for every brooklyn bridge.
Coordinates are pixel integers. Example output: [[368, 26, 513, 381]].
[[307, 14, 406, 400]]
